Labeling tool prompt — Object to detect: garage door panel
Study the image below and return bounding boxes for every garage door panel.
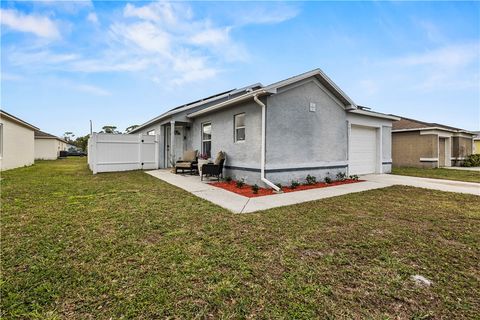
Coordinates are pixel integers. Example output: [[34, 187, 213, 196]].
[[350, 126, 377, 175]]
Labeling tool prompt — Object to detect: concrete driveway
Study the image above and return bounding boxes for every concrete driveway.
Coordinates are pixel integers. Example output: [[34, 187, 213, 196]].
[[146, 170, 479, 213]]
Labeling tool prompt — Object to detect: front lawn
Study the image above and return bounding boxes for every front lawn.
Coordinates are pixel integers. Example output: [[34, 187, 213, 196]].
[[2, 158, 479, 319], [392, 167, 480, 183]]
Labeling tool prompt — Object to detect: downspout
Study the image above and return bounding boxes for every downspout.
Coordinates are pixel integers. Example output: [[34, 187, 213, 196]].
[[253, 94, 281, 192]]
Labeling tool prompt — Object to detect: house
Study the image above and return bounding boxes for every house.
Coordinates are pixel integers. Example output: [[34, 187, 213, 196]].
[[129, 69, 399, 187], [34, 130, 68, 160], [0, 110, 39, 171], [391, 116, 476, 168], [473, 131, 480, 154]]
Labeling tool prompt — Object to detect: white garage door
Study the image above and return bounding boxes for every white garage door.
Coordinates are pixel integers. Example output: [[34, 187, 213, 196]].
[[350, 125, 377, 175]]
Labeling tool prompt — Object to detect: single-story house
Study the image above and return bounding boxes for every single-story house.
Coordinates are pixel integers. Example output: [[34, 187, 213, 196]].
[[391, 116, 476, 168], [0, 110, 39, 171], [473, 131, 480, 154], [34, 130, 68, 160], [130, 69, 399, 187]]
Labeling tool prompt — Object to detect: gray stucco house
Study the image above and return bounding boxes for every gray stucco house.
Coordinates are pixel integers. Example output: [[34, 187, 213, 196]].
[[130, 69, 398, 189]]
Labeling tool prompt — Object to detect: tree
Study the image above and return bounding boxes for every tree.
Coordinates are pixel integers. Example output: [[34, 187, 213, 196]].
[[101, 125, 119, 134], [64, 131, 75, 143], [125, 125, 139, 133], [74, 134, 90, 152]]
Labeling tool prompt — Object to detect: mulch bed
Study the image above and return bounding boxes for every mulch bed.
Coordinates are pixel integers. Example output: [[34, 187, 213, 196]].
[[209, 179, 363, 198]]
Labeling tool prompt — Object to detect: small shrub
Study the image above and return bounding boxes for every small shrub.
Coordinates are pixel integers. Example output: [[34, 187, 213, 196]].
[[305, 174, 316, 185], [252, 184, 259, 194], [275, 183, 283, 190], [336, 172, 346, 181], [462, 154, 480, 167], [225, 176, 232, 182], [235, 179, 245, 188], [290, 180, 300, 189], [324, 176, 332, 184], [349, 174, 359, 181]]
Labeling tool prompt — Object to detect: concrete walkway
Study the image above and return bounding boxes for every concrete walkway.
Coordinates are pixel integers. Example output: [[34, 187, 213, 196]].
[[364, 174, 480, 196], [146, 170, 479, 213], [443, 166, 480, 172]]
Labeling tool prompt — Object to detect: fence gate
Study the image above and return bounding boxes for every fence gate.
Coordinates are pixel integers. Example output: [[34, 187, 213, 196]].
[[88, 133, 159, 174]]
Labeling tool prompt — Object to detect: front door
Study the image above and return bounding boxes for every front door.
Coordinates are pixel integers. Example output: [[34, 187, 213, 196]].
[[165, 126, 185, 167]]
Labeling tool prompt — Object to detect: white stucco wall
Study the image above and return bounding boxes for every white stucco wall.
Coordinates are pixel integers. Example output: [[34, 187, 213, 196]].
[[35, 139, 67, 160], [0, 116, 35, 171]]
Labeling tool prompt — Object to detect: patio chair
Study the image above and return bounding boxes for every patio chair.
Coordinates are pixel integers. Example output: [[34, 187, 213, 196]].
[[175, 150, 198, 174], [201, 151, 226, 181]]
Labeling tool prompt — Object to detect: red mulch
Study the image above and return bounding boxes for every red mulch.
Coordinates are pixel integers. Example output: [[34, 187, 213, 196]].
[[209, 179, 363, 198]]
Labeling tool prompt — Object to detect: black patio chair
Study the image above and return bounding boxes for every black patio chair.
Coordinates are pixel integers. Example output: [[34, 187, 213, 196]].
[[201, 152, 225, 181]]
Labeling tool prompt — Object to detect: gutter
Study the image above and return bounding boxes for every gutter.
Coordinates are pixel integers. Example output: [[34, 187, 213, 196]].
[[253, 93, 281, 192]]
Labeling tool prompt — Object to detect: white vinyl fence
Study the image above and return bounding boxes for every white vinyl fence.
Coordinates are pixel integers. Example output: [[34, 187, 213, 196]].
[[88, 133, 159, 174]]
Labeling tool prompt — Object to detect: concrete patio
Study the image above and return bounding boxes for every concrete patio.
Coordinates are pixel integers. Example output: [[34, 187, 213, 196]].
[[146, 170, 479, 213]]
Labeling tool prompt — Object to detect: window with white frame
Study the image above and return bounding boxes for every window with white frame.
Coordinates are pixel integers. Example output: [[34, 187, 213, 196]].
[[234, 113, 245, 142], [202, 122, 211, 157], [147, 129, 155, 136]]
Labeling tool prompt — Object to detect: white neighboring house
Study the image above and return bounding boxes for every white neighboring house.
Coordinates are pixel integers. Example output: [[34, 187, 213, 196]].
[[0, 110, 39, 171], [34, 130, 68, 160]]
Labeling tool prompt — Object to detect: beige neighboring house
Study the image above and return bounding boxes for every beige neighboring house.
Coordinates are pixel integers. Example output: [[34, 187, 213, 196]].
[[0, 110, 39, 171], [34, 130, 68, 160], [391, 116, 475, 168]]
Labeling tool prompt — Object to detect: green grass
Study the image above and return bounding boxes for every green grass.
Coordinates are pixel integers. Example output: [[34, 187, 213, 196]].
[[392, 167, 480, 183], [2, 158, 479, 319]]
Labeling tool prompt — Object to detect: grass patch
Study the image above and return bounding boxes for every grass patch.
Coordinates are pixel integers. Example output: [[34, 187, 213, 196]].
[[392, 167, 480, 183], [2, 158, 479, 319]]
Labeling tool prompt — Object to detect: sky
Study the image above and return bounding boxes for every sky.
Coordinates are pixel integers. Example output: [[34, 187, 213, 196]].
[[1, 0, 479, 137]]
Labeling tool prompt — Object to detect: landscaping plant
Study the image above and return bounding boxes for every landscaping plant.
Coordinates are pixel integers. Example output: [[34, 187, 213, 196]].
[[290, 180, 300, 189], [275, 183, 283, 190], [324, 176, 332, 184], [235, 179, 245, 188], [336, 172, 346, 181], [251, 184, 259, 194], [225, 176, 232, 182], [462, 154, 480, 167], [305, 174, 316, 185], [349, 174, 359, 181]]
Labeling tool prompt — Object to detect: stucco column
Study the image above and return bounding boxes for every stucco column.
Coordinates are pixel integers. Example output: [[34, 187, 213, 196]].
[[170, 120, 175, 166]]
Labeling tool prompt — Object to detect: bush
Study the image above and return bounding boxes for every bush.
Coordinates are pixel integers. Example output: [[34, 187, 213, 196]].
[[336, 172, 346, 181], [252, 184, 259, 194], [275, 183, 283, 190], [225, 176, 232, 182], [236, 179, 245, 188], [324, 176, 332, 184], [305, 174, 316, 185], [462, 154, 480, 167], [349, 175, 359, 181], [290, 180, 300, 189]]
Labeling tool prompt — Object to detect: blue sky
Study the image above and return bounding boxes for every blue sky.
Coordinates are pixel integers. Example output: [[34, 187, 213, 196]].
[[1, 1, 479, 137]]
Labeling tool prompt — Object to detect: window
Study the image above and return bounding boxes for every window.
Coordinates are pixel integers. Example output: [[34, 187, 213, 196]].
[[202, 122, 212, 157], [234, 113, 245, 142], [147, 130, 155, 136]]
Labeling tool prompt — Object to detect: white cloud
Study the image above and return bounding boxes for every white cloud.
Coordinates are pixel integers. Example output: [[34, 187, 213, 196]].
[[393, 43, 479, 69], [87, 12, 98, 24], [190, 27, 230, 46], [233, 4, 299, 25], [1, 72, 24, 81], [73, 84, 111, 96], [110, 22, 171, 54], [2, 2, 299, 86], [0, 8, 60, 39]]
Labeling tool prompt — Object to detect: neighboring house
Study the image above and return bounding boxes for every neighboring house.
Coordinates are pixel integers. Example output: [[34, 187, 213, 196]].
[[34, 130, 67, 160], [130, 69, 398, 187], [391, 116, 476, 168], [0, 110, 39, 171], [473, 131, 480, 154]]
